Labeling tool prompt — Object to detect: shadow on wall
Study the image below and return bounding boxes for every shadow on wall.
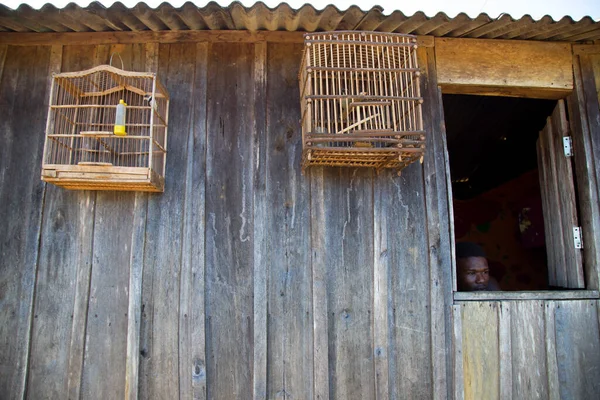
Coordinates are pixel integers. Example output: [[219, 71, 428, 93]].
[[454, 170, 549, 291]]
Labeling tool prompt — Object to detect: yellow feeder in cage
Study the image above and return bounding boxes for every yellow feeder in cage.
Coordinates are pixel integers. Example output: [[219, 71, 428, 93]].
[[114, 99, 127, 136]]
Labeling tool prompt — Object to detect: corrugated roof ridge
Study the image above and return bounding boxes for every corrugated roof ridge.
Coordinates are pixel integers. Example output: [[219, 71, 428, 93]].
[[1, 1, 590, 24]]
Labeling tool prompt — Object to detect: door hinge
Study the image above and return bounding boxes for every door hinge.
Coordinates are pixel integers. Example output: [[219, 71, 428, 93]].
[[573, 226, 583, 249], [563, 136, 573, 157]]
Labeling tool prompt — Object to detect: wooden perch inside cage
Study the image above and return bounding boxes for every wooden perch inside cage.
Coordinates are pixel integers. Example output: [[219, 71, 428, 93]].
[[299, 31, 425, 174]]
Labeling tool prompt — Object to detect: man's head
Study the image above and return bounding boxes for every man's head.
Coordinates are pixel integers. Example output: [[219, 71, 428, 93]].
[[456, 242, 490, 291]]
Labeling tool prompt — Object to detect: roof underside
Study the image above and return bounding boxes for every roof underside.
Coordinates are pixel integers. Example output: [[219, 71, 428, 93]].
[[0, 1, 599, 42]]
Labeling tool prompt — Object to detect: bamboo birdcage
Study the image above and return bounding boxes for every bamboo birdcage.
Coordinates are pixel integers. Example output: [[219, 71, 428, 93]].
[[299, 31, 425, 173], [41, 65, 169, 192]]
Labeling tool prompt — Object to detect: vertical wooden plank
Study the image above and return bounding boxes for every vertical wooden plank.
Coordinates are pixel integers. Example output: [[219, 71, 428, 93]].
[[373, 168, 389, 399], [125, 192, 148, 400], [27, 45, 97, 400], [554, 300, 600, 399], [61, 45, 97, 400], [538, 116, 569, 287], [124, 42, 156, 400], [568, 56, 600, 289], [421, 46, 453, 400], [578, 55, 600, 207], [544, 302, 560, 400], [498, 303, 513, 400], [80, 43, 140, 400], [452, 305, 464, 400], [264, 42, 313, 400], [568, 55, 600, 291], [462, 302, 499, 400], [138, 42, 171, 400], [536, 138, 557, 284], [0, 44, 54, 399], [139, 42, 195, 399], [321, 167, 375, 400], [384, 171, 431, 397], [510, 301, 548, 399], [310, 167, 330, 400], [549, 101, 584, 288], [178, 41, 208, 400], [80, 190, 134, 400], [205, 42, 255, 399], [252, 41, 268, 400]]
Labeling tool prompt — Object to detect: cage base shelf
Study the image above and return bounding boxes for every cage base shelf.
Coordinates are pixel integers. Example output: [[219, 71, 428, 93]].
[[42, 165, 164, 192], [302, 148, 423, 172]]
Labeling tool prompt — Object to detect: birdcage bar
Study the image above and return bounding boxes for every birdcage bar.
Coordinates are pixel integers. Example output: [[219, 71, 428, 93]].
[[41, 65, 169, 191]]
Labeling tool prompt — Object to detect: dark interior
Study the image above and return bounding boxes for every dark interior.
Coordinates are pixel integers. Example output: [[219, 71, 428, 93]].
[[444, 94, 558, 290], [443, 94, 557, 200]]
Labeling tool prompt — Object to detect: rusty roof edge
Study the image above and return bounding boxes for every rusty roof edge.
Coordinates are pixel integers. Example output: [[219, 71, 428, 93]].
[[1, 1, 596, 24]]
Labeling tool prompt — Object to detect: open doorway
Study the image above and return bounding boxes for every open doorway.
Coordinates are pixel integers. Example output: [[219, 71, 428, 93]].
[[444, 94, 567, 291]]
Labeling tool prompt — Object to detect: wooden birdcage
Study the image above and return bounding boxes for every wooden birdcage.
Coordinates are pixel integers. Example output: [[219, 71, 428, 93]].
[[41, 65, 169, 192], [299, 31, 425, 173]]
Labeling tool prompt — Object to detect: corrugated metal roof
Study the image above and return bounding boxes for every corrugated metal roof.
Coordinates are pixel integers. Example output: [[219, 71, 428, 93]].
[[0, 1, 598, 42]]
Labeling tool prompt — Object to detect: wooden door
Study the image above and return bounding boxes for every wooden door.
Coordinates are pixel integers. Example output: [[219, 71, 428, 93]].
[[536, 100, 585, 288]]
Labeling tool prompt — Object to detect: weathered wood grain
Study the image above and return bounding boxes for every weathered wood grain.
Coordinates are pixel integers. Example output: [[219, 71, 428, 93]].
[[498, 303, 512, 400], [59, 46, 97, 400], [536, 137, 557, 284], [421, 46, 453, 400], [125, 41, 156, 400], [310, 167, 330, 400], [568, 55, 600, 291], [538, 116, 568, 287], [457, 299, 600, 400], [252, 41, 268, 400], [573, 44, 600, 55], [321, 167, 375, 400], [205, 42, 255, 399], [554, 300, 600, 399], [579, 55, 600, 193], [435, 37, 572, 99], [576, 54, 600, 290], [452, 305, 464, 400], [139, 42, 195, 399], [80, 44, 141, 400], [510, 301, 548, 399], [125, 191, 148, 400], [383, 161, 432, 400], [27, 45, 97, 400], [549, 100, 584, 288], [0, 44, 53, 399], [0, 30, 437, 47], [462, 302, 499, 400], [178, 41, 208, 400], [373, 167, 389, 398], [138, 43, 171, 400], [544, 302, 560, 400], [265, 42, 313, 400], [454, 290, 599, 301], [81, 188, 133, 399]]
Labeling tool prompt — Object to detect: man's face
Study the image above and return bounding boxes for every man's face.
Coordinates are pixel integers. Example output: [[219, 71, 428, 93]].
[[457, 256, 490, 291]]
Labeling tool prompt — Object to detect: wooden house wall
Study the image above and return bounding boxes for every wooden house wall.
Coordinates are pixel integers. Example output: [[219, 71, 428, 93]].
[[454, 300, 600, 400], [0, 41, 453, 399]]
